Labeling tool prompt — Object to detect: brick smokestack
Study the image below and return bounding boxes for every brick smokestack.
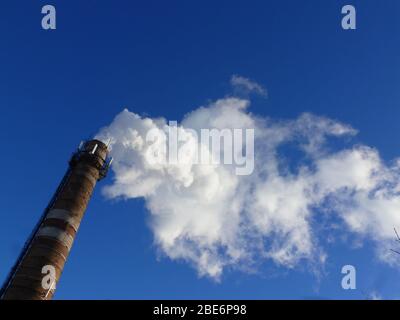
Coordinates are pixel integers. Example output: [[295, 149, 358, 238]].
[[0, 140, 111, 300]]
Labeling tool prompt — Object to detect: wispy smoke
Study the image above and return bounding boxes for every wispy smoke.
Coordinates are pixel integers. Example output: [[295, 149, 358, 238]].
[[96, 95, 400, 280], [230, 75, 268, 97]]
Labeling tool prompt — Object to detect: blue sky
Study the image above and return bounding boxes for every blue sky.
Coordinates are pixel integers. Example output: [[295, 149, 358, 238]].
[[0, 0, 400, 299]]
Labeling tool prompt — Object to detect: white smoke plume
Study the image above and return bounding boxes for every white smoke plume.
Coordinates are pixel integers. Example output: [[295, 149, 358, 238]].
[[96, 97, 400, 280]]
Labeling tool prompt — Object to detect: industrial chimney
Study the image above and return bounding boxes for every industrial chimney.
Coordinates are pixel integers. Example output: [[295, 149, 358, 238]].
[[0, 139, 111, 300]]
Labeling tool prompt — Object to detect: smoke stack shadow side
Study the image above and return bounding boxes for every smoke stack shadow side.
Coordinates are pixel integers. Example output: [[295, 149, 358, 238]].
[[0, 140, 110, 300]]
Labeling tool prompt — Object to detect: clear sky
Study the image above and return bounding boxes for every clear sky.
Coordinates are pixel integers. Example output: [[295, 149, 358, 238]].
[[0, 0, 400, 299]]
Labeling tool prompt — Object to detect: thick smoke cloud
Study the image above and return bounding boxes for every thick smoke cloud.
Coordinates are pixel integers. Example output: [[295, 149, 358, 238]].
[[96, 97, 400, 280]]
